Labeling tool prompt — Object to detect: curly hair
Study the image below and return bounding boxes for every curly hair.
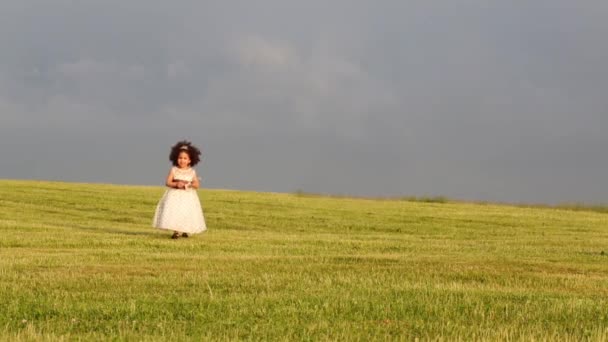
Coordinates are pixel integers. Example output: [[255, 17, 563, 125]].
[[169, 140, 202, 167]]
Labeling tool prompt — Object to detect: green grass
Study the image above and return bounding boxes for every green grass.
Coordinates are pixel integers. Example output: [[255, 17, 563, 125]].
[[1, 179, 607, 341]]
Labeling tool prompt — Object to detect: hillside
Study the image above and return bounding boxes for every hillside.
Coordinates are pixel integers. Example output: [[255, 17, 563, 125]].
[[0, 179, 607, 340]]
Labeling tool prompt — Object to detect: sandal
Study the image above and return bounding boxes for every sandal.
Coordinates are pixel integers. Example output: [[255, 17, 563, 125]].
[[171, 232, 180, 239], [182, 233, 189, 238]]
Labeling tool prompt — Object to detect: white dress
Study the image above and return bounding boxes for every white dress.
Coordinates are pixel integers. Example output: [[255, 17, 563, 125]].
[[153, 167, 207, 234]]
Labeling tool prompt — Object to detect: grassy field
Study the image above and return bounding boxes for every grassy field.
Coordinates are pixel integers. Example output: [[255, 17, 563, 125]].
[[0, 179, 607, 341]]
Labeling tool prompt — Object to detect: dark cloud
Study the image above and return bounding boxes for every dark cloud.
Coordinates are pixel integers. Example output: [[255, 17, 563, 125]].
[[1, 1, 607, 204]]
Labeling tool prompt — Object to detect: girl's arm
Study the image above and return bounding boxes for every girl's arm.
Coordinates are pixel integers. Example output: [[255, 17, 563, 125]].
[[165, 168, 183, 189], [190, 170, 200, 189]]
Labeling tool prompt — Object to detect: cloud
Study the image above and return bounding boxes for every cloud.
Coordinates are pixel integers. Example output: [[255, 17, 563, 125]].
[[234, 36, 298, 69], [196, 34, 399, 140]]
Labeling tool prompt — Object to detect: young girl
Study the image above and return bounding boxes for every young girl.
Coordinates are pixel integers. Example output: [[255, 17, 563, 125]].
[[153, 140, 207, 239]]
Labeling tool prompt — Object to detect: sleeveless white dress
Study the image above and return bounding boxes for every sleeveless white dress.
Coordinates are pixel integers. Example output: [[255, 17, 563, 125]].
[[153, 167, 207, 234]]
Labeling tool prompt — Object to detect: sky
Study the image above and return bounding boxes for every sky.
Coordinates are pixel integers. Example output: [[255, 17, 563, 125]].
[[1, 1, 607, 204]]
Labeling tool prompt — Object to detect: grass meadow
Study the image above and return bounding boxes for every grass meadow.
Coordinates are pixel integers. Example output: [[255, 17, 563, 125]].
[[0, 179, 607, 341]]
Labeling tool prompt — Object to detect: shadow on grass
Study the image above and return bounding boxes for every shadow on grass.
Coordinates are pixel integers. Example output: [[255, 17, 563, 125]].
[[72, 225, 168, 238]]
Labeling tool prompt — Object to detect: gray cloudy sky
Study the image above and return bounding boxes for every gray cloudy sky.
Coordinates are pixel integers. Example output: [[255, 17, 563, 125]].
[[1, 1, 607, 204]]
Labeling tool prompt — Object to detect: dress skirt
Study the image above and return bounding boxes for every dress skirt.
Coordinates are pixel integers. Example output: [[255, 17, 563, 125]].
[[153, 188, 207, 234]]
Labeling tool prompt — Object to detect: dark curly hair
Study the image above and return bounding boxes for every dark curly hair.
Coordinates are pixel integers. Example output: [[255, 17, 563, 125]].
[[169, 140, 202, 167]]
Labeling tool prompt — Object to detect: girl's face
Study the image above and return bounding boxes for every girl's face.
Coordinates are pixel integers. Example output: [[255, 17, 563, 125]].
[[177, 151, 191, 168]]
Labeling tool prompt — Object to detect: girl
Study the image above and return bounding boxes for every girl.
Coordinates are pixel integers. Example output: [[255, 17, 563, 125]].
[[153, 140, 207, 239]]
